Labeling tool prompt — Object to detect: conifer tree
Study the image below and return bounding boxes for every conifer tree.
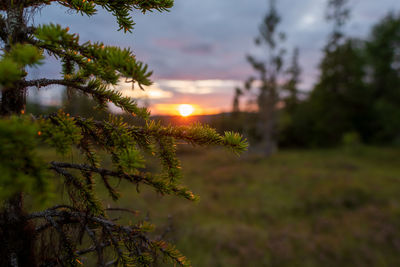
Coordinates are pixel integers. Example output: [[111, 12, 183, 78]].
[[306, 0, 370, 145], [0, 1, 247, 266], [283, 47, 301, 113], [278, 47, 303, 147], [325, 0, 350, 51], [366, 12, 400, 143], [235, 0, 286, 156]]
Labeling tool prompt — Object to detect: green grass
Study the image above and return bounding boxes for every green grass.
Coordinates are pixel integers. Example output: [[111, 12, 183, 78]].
[[37, 146, 400, 266]]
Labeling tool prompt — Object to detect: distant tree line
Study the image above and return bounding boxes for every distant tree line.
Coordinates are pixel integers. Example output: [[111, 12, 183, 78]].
[[227, 0, 400, 153]]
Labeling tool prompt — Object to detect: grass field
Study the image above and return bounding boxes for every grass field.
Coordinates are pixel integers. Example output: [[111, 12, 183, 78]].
[[38, 146, 400, 266]]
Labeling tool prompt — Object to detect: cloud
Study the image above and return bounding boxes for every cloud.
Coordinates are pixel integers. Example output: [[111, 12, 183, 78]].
[[298, 14, 318, 29], [33, 0, 400, 94], [154, 38, 214, 55], [158, 79, 241, 94], [153, 38, 186, 49], [109, 79, 240, 115], [112, 79, 241, 115], [181, 43, 214, 55], [116, 80, 173, 99]]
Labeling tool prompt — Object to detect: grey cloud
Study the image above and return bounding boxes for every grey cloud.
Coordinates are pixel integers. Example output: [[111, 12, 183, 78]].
[[33, 0, 400, 87], [181, 43, 214, 55]]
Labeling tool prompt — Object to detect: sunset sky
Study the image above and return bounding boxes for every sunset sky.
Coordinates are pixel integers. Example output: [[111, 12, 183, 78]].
[[29, 0, 400, 115]]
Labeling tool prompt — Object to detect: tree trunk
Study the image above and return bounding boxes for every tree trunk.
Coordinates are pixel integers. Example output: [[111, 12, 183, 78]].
[[257, 89, 278, 157], [0, 86, 26, 115], [1, 3, 27, 115], [0, 194, 36, 267], [0, 4, 36, 266]]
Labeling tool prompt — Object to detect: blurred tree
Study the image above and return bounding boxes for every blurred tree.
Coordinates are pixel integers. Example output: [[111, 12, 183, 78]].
[[235, 0, 287, 156], [283, 47, 301, 113], [62, 87, 108, 121], [278, 47, 303, 147], [307, 39, 368, 146], [326, 0, 350, 50], [0, 0, 247, 266], [232, 87, 243, 116], [366, 12, 400, 144], [303, 0, 371, 146]]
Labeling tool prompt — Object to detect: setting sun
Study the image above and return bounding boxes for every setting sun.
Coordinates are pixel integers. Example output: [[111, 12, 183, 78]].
[[178, 104, 194, 117]]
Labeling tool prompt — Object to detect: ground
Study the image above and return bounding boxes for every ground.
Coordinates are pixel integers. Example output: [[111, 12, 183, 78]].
[[38, 146, 400, 266]]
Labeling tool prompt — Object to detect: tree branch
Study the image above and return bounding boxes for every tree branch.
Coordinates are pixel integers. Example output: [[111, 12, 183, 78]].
[[50, 161, 145, 184], [75, 241, 111, 256], [27, 207, 147, 266], [49, 161, 194, 200], [84, 226, 106, 266], [106, 207, 139, 216], [23, 78, 84, 89]]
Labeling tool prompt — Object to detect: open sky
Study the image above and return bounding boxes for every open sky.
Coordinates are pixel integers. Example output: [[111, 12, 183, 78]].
[[30, 0, 400, 115]]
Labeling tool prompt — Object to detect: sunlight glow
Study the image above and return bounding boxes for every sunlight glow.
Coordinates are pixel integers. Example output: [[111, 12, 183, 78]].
[[178, 104, 194, 117]]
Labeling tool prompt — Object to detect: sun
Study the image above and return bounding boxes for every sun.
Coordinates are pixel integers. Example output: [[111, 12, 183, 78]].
[[178, 104, 194, 117]]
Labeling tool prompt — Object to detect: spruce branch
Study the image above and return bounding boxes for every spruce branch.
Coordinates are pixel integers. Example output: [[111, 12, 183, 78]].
[[24, 78, 149, 118], [49, 161, 197, 201], [27, 209, 142, 266], [0, 0, 245, 265], [13, 0, 174, 31], [70, 115, 248, 153], [84, 225, 106, 266], [31, 24, 153, 85], [50, 161, 104, 214], [27, 207, 190, 267], [44, 214, 78, 265], [75, 241, 111, 256]]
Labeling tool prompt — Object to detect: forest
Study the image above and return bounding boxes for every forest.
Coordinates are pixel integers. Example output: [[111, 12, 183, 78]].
[[1, 0, 400, 266]]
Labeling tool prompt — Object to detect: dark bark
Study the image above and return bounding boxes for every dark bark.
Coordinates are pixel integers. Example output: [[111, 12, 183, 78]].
[[0, 4, 37, 266], [0, 85, 26, 115], [0, 6, 26, 114], [1, 3, 27, 116], [0, 194, 36, 267]]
